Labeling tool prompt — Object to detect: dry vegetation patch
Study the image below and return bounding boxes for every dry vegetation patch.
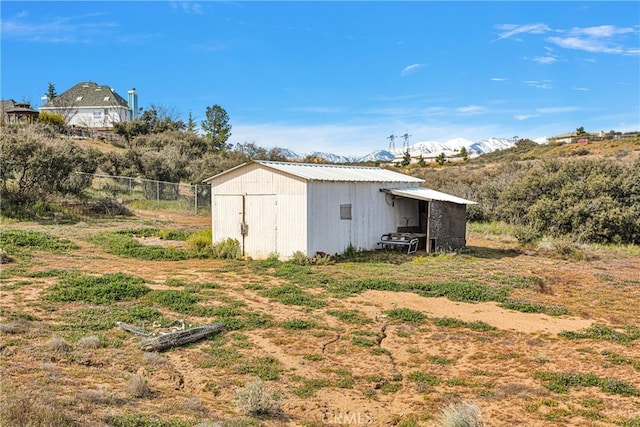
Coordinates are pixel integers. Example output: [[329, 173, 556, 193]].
[[1, 210, 639, 426]]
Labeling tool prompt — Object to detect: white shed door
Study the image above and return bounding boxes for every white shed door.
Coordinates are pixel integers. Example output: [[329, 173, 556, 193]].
[[244, 195, 277, 259], [212, 195, 243, 243]]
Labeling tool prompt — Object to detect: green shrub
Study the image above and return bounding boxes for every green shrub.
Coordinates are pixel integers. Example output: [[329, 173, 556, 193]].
[[385, 308, 426, 324], [559, 324, 640, 344], [238, 356, 282, 380], [281, 319, 316, 330], [0, 229, 78, 257], [292, 378, 331, 398], [535, 371, 639, 396], [211, 238, 241, 259], [48, 273, 149, 304], [499, 299, 569, 316], [185, 228, 212, 251], [89, 232, 192, 260], [261, 284, 326, 308], [432, 317, 496, 332], [146, 290, 200, 314], [326, 309, 372, 325]]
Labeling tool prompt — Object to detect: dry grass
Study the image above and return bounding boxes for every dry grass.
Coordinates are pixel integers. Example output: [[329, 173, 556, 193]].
[[127, 375, 153, 398], [234, 377, 282, 417], [77, 335, 102, 349], [47, 336, 71, 354], [0, 209, 638, 426]]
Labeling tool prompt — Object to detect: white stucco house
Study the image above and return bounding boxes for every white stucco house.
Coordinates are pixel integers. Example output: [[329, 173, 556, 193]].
[[39, 81, 134, 130], [203, 161, 476, 260]]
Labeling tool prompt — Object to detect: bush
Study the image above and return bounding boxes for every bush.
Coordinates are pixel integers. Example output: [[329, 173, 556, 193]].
[[385, 308, 427, 324], [211, 238, 241, 259], [438, 401, 484, 427], [234, 377, 282, 417], [0, 126, 98, 215], [127, 375, 153, 398], [48, 272, 149, 304], [186, 228, 213, 251]]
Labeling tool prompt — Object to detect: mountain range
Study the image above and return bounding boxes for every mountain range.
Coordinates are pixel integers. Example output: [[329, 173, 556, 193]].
[[280, 136, 545, 163]]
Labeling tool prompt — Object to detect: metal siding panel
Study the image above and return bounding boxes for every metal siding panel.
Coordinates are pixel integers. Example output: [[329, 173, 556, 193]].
[[212, 195, 243, 244], [244, 195, 277, 259], [307, 182, 399, 255]]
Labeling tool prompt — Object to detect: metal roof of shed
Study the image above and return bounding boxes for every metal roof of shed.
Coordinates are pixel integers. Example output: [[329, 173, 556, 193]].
[[385, 188, 477, 205], [204, 160, 425, 183]]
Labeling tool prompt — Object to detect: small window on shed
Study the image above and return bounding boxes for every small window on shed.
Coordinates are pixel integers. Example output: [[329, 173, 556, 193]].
[[340, 204, 352, 220]]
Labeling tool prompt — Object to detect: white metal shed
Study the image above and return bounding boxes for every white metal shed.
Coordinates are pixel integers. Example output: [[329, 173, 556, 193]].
[[203, 161, 475, 259]]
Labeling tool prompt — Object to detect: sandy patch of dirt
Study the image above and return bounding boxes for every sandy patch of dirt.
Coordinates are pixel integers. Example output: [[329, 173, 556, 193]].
[[350, 290, 594, 335]]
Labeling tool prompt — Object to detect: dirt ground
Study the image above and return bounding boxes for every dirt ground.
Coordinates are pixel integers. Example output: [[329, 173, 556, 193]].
[[1, 209, 639, 426]]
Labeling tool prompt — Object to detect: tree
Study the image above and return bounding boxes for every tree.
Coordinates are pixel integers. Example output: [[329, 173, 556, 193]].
[[459, 146, 469, 161], [187, 110, 197, 132], [576, 126, 586, 135], [201, 105, 232, 152], [435, 152, 446, 165], [45, 82, 58, 102], [401, 149, 411, 166]]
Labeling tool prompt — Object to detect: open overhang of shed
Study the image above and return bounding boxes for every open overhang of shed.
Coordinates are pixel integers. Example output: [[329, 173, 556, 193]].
[[382, 188, 477, 205]]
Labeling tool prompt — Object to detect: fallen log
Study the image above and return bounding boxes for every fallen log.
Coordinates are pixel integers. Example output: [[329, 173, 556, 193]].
[[140, 323, 225, 352]]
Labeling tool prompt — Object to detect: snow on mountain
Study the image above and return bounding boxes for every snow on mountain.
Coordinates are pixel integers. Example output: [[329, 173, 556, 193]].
[[279, 136, 524, 163], [444, 137, 474, 151], [358, 150, 395, 162], [278, 148, 304, 160], [307, 152, 358, 164], [468, 137, 514, 154]]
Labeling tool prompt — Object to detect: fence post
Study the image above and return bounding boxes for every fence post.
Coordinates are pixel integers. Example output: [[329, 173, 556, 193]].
[[194, 184, 198, 215], [156, 181, 160, 208]]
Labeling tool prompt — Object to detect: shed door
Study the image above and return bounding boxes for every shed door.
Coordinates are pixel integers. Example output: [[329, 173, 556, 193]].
[[212, 195, 243, 243], [244, 195, 277, 259]]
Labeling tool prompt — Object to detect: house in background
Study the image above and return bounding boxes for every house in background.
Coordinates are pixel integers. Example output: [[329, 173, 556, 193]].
[[204, 161, 476, 260], [1, 100, 39, 125], [39, 81, 137, 130]]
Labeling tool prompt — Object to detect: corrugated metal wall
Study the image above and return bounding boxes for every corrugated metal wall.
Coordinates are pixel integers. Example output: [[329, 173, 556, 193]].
[[306, 182, 419, 255], [209, 163, 307, 259]]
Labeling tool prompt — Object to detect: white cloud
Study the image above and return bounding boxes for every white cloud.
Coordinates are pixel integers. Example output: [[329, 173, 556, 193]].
[[536, 106, 582, 114], [400, 63, 425, 76], [514, 114, 536, 121], [491, 77, 507, 81], [532, 55, 557, 64], [573, 87, 590, 92], [524, 80, 554, 89], [1, 13, 118, 43], [456, 105, 484, 114], [547, 24, 640, 55], [494, 23, 551, 41]]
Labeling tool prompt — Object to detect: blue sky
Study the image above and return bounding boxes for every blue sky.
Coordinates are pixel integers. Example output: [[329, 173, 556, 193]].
[[2, 1, 639, 156]]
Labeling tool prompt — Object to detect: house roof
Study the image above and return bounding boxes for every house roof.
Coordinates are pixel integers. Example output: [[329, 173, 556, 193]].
[[40, 81, 129, 109], [384, 188, 477, 205], [204, 160, 425, 184], [1, 99, 17, 111]]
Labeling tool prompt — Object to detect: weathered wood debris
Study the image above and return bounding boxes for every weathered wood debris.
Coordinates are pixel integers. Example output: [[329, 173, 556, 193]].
[[117, 322, 224, 352]]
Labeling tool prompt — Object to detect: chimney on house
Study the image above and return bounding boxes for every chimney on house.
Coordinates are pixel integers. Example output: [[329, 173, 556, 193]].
[[127, 88, 138, 121]]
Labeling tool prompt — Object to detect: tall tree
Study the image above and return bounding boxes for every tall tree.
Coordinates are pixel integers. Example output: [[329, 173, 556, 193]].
[[45, 82, 57, 101], [187, 110, 197, 132], [201, 105, 232, 152]]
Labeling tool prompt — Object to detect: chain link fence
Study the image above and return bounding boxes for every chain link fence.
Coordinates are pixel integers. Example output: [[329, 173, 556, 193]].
[[72, 172, 211, 214]]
